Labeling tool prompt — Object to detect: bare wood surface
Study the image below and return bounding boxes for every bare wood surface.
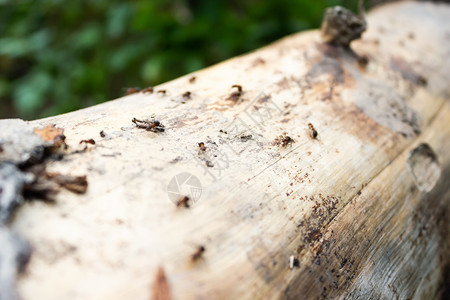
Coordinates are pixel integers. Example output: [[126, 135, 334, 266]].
[[5, 1, 449, 299]]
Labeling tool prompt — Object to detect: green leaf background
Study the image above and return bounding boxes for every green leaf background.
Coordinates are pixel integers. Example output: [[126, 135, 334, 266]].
[[0, 0, 363, 119]]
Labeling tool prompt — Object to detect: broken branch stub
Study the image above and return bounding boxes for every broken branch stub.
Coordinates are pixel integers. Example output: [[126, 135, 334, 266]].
[[320, 3, 366, 48]]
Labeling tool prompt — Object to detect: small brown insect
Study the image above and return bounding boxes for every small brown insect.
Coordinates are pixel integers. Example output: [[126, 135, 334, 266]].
[[188, 76, 196, 83], [282, 136, 294, 146], [198, 142, 206, 151], [275, 134, 294, 147], [227, 84, 243, 101], [182, 91, 191, 99], [240, 135, 252, 142], [157, 90, 167, 95], [176, 196, 190, 208], [132, 117, 165, 132], [308, 123, 318, 139], [79, 139, 96, 145], [125, 87, 141, 95], [99, 130, 105, 138], [142, 87, 154, 93], [231, 84, 242, 93], [232, 84, 242, 92], [192, 245, 205, 261]]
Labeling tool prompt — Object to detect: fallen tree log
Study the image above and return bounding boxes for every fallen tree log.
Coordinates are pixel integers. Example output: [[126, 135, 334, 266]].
[[1, 1, 449, 299]]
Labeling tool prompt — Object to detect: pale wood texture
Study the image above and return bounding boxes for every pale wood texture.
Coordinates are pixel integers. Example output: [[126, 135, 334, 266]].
[[10, 1, 450, 299]]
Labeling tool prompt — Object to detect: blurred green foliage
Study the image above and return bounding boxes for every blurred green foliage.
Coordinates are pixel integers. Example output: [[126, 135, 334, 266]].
[[0, 0, 360, 119]]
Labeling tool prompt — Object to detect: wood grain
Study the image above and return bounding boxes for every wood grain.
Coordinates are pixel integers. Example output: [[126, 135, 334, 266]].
[[9, 2, 450, 299]]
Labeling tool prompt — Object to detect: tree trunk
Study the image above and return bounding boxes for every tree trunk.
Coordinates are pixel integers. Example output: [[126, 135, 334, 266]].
[[2, 1, 449, 299]]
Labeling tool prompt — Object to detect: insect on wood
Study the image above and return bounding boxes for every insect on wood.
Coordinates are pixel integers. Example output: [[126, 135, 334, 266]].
[[132, 118, 165, 132], [308, 123, 318, 139], [198, 142, 206, 152], [191, 245, 206, 262], [227, 84, 243, 101], [176, 196, 190, 208], [274, 134, 295, 147]]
